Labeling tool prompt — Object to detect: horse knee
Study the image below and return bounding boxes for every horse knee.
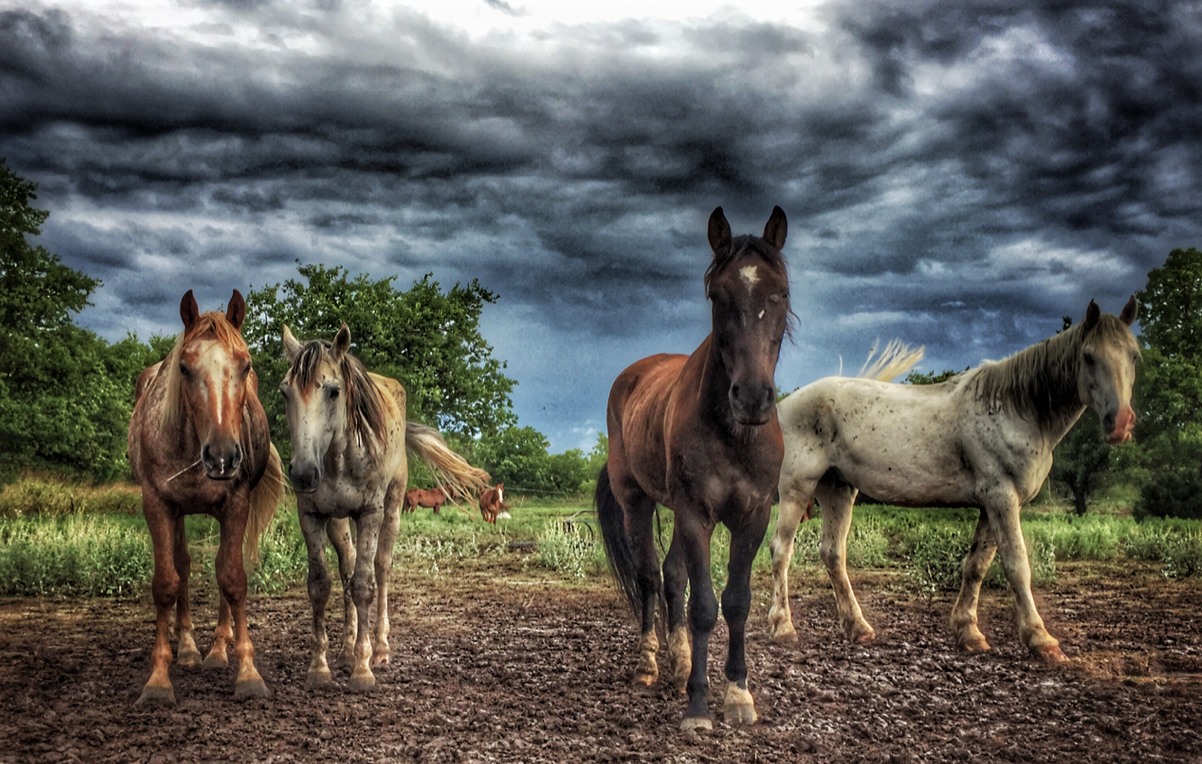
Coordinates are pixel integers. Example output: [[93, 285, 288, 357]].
[[350, 573, 376, 606], [689, 594, 719, 633], [152, 572, 181, 608], [818, 541, 843, 572]]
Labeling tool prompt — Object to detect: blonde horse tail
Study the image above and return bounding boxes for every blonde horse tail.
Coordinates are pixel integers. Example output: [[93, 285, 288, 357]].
[[405, 422, 491, 506], [857, 339, 924, 382], [244, 442, 285, 574]]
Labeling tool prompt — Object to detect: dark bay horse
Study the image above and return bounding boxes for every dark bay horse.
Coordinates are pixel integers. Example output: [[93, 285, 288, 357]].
[[769, 298, 1140, 663], [402, 487, 448, 514], [280, 323, 491, 692], [128, 289, 284, 704], [597, 206, 791, 730]]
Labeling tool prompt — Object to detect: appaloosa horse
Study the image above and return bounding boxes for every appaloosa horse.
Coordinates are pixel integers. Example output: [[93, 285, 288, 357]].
[[280, 323, 491, 691], [128, 289, 284, 704], [768, 298, 1140, 663], [402, 487, 448, 515], [597, 206, 792, 730], [479, 483, 510, 524]]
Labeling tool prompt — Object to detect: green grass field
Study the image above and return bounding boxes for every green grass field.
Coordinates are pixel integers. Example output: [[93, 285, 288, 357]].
[[1, 475, 1200, 599]]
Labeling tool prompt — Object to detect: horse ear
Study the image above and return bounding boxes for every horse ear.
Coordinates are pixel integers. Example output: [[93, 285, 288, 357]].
[[1083, 299, 1101, 330], [332, 322, 351, 361], [763, 206, 787, 251], [282, 325, 302, 362], [180, 290, 200, 332], [1119, 295, 1138, 326], [707, 207, 732, 257], [226, 289, 246, 330]]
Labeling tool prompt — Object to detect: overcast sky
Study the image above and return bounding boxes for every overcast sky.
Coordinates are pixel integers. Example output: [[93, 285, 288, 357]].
[[3, 0, 1200, 451]]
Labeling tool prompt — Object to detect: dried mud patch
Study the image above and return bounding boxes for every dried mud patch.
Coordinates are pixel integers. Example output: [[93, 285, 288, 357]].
[[0, 559, 1201, 763]]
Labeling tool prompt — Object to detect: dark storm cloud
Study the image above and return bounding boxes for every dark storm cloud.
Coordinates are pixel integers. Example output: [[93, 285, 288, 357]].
[[1, 0, 1200, 447]]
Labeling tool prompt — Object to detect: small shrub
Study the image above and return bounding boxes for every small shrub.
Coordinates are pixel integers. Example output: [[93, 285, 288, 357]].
[[1133, 473, 1202, 521], [536, 521, 595, 580], [0, 515, 151, 597]]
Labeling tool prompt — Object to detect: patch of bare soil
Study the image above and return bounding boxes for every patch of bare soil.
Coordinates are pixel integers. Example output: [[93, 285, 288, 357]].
[[1, 557, 1201, 763]]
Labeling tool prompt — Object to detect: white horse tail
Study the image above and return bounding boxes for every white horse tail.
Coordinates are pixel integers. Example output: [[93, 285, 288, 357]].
[[244, 442, 285, 573], [857, 339, 924, 382], [405, 422, 491, 505]]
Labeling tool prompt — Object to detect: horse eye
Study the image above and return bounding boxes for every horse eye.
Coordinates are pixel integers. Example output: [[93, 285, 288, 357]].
[[179, 362, 189, 377], [243, 361, 252, 376], [1082, 351, 1095, 365], [327, 387, 340, 401]]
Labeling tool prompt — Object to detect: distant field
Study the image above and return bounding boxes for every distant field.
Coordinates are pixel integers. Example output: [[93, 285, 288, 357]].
[[1, 475, 1200, 599]]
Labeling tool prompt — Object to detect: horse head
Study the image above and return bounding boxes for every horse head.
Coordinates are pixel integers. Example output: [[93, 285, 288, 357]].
[[704, 206, 792, 425], [280, 323, 355, 493], [172, 289, 253, 480], [1078, 296, 1140, 444]]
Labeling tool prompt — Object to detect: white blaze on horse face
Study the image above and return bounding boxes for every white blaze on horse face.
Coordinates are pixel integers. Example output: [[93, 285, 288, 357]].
[[739, 265, 760, 293], [191, 338, 240, 429]]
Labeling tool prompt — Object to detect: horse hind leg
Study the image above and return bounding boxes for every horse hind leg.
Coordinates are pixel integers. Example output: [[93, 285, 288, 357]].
[[626, 495, 664, 688], [662, 534, 690, 694], [815, 473, 875, 644], [172, 519, 202, 668], [768, 478, 818, 643], [950, 510, 996, 654]]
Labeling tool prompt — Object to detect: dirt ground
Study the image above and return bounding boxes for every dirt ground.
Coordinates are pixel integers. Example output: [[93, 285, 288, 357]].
[[2, 556, 1202, 764]]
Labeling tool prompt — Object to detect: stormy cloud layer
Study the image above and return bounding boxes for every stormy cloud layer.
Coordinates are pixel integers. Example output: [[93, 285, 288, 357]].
[[2, 0, 1200, 450]]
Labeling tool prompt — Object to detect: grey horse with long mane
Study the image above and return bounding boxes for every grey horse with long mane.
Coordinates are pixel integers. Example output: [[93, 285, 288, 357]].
[[768, 298, 1140, 663], [280, 323, 491, 691]]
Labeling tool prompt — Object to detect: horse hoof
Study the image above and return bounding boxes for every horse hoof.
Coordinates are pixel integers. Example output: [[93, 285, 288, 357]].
[[723, 684, 757, 725], [852, 628, 877, 645], [203, 654, 229, 670], [348, 673, 376, 693], [680, 716, 713, 732], [234, 679, 272, 700], [136, 685, 176, 706], [724, 702, 758, 726], [370, 651, 391, 668], [959, 636, 991, 654], [771, 627, 798, 644], [306, 669, 334, 689], [633, 671, 657, 688], [177, 648, 203, 668], [1033, 643, 1069, 666]]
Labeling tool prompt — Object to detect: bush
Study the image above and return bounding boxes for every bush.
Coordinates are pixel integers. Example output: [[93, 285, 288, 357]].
[[536, 520, 600, 580], [0, 515, 151, 597], [0, 474, 141, 518], [1133, 472, 1202, 521]]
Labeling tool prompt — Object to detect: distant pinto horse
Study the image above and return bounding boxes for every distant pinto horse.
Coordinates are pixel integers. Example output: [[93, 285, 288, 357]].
[[402, 487, 448, 515], [479, 483, 510, 524], [127, 289, 285, 705], [768, 298, 1140, 664], [597, 206, 792, 731], [280, 323, 491, 692]]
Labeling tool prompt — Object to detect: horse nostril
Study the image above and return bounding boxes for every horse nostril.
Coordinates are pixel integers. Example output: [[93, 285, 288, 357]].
[[1103, 413, 1116, 432]]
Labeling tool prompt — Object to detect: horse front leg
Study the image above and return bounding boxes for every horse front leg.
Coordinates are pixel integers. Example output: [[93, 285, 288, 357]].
[[325, 516, 357, 667], [347, 510, 383, 692], [676, 513, 718, 731], [300, 511, 335, 687], [215, 507, 270, 699], [950, 510, 997, 653], [767, 480, 816, 643], [172, 518, 201, 668], [721, 504, 772, 726], [662, 536, 691, 694], [137, 502, 180, 706], [371, 496, 402, 667], [815, 478, 874, 644], [984, 493, 1068, 665]]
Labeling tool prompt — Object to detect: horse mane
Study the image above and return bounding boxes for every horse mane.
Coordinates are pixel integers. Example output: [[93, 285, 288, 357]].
[[966, 315, 1131, 432], [704, 234, 796, 338], [160, 312, 248, 433], [291, 338, 390, 454]]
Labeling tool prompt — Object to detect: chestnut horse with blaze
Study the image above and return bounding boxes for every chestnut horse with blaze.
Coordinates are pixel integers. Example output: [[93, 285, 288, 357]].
[[479, 484, 509, 524], [597, 207, 792, 731], [127, 289, 284, 705]]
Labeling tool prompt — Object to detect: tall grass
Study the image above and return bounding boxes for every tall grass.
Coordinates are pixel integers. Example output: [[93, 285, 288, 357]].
[[0, 514, 150, 597], [0, 473, 142, 518]]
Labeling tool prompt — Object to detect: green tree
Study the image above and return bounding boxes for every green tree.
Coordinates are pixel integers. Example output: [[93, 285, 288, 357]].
[[0, 159, 157, 480], [242, 263, 517, 463]]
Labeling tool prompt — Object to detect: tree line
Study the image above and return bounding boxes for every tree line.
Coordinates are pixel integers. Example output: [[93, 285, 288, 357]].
[[3, 159, 1201, 514]]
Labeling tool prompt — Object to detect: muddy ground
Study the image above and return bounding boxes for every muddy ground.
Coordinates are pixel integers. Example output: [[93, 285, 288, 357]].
[[2, 556, 1201, 764]]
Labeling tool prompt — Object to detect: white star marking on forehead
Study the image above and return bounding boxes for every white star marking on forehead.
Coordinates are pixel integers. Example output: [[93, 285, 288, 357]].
[[739, 265, 760, 292]]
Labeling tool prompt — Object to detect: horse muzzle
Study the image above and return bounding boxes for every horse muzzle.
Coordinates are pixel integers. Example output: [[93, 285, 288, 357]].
[[202, 441, 243, 480], [288, 461, 323, 494], [729, 382, 776, 426], [1104, 406, 1136, 445]]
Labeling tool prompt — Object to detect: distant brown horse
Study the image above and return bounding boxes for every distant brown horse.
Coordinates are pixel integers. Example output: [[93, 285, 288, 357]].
[[127, 289, 284, 705], [479, 483, 510, 524], [597, 206, 792, 730], [402, 487, 448, 514]]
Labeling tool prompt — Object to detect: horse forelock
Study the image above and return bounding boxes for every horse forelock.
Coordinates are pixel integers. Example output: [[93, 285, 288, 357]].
[[704, 235, 795, 338], [159, 312, 249, 433], [969, 316, 1132, 432]]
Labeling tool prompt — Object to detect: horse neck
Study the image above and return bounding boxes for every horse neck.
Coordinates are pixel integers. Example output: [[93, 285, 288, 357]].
[[980, 326, 1086, 444]]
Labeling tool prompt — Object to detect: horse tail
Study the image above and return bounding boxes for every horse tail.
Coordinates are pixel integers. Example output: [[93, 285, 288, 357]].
[[405, 422, 491, 505], [596, 465, 642, 619], [857, 339, 924, 382], [244, 442, 285, 574]]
